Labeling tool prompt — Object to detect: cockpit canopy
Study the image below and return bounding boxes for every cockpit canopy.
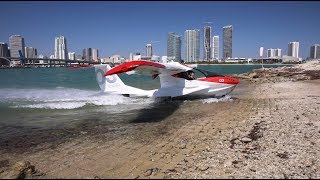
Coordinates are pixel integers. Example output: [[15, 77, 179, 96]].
[[193, 68, 224, 78], [173, 68, 224, 80]]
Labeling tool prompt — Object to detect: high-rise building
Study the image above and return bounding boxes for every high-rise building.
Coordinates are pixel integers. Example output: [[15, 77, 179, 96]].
[[83, 48, 92, 61], [185, 29, 200, 62], [212, 36, 219, 60], [310, 44, 320, 59], [0, 42, 9, 57], [146, 43, 152, 57], [24, 47, 37, 64], [167, 32, 181, 61], [223, 25, 233, 60], [54, 36, 68, 59], [9, 35, 25, 58], [68, 52, 76, 60], [275, 48, 282, 57], [288, 41, 299, 58], [203, 26, 212, 61], [0, 42, 10, 66], [129, 53, 134, 61], [267, 48, 282, 58], [24, 47, 37, 58], [92, 48, 99, 62]]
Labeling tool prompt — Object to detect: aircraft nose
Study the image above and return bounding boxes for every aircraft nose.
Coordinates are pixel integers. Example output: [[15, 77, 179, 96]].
[[231, 77, 239, 84], [225, 76, 239, 84]]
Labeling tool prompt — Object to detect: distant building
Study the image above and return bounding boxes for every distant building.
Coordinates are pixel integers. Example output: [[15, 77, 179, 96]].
[[223, 25, 233, 60], [212, 36, 219, 60], [146, 44, 152, 57], [76, 54, 82, 60], [203, 26, 212, 61], [24, 47, 37, 64], [282, 55, 300, 63], [24, 47, 37, 58], [161, 56, 168, 63], [92, 48, 99, 62], [310, 44, 320, 59], [185, 29, 200, 62], [267, 48, 282, 58], [0, 42, 9, 57], [54, 36, 68, 59], [68, 52, 76, 60], [83, 48, 92, 61], [9, 35, 25, 58], [107, 55, 123, 64], [0, 42, 10, 66], [167, 32, 181, 61], [288, 41, 299, 58], [129, 53, 134, 61], [151, 55, 160, 62], [133, 54, 141, 60], [49, 55, 55, 59]]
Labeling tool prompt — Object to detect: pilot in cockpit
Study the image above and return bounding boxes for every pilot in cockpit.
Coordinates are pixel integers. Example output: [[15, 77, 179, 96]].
[[186, 70, 195, 80]]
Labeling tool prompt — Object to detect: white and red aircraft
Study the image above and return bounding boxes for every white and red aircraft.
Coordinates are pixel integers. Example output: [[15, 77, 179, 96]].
[[94, 60, 239, 98]]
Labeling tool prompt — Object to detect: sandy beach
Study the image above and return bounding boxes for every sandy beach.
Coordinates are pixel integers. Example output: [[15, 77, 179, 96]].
[[0, 61, 319, 179]]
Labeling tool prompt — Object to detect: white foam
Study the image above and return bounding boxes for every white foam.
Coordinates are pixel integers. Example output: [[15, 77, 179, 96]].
[[17, 102, 87, 109], [0, 88, 154, 110], [201, 95, 233, 104]]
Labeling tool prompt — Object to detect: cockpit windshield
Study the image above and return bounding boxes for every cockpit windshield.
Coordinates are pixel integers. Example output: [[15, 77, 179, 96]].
[[172, 67, 224, 80], [193, 68, 224, 78]]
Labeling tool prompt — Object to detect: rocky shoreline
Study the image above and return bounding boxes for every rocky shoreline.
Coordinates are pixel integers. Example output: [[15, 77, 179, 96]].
[[0, 60, 319, 179], [233, 60, 320, 83]]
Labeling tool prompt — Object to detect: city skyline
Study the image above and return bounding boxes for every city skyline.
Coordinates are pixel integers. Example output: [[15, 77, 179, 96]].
[[0, 1, 320, 59]]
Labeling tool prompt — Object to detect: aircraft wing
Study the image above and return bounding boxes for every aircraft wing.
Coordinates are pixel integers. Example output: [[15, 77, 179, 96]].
[[104, 60, 194, 76]]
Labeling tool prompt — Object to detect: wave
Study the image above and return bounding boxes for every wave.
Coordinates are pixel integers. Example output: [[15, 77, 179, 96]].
[[0, 87, 154, 110]]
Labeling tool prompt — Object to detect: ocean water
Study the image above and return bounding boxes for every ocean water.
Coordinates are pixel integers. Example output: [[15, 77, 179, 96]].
[[0, 64, 290, 146]]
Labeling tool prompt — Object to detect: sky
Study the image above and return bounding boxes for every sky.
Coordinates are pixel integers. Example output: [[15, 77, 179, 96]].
[[0, 1, 320, 59]]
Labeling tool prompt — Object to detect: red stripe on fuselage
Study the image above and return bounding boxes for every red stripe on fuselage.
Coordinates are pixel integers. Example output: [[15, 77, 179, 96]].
[[198, 76, 239, 85]]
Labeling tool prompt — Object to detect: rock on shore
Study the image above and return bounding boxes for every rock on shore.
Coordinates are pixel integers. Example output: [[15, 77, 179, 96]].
[[233, 60, 320, 83]]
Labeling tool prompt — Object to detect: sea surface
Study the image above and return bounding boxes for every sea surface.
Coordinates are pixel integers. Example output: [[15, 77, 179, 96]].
[[0, 64, 291, 145]]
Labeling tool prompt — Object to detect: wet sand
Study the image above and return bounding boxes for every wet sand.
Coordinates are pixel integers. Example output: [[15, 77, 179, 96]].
[[0, 64, 320, 178]]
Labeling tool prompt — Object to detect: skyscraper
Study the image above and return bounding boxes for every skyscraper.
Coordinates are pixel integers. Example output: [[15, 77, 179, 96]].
[[185, 29, 200, 62], [267, 48, 282, 58], [0, 42, 9, 57], [167, 32, 181, 61], [24, 47, 37, 58], [24, 47, 37, 64], [83, 48, 92, 61], [54, 36, 68, 59], [288, 41, 299, 58], [68, 52, 76, 60], [310, 44, 320, 59], [223, 25, 233, 60], [0, 42, 9, 66], [146, 43, 152, 57], [203, 26, 212, 61], [212, 36, 219, 60], [92, 48, 99, 62], [9, 35, 25, 58]]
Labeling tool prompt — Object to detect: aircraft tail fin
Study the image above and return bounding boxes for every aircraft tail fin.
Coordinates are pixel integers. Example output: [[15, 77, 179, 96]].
[[94, 64, 126, 92]]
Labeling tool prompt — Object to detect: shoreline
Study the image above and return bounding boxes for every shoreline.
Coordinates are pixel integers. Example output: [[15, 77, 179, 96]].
[[0, 61, 319, 179], [193, 63, 296, 66]]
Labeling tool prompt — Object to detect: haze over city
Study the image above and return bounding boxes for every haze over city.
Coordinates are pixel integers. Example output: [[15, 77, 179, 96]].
[[0, 1, 320, 59]]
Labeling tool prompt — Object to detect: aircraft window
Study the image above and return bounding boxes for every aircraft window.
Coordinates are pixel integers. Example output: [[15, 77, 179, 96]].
[[193, 68, 223, 77], [174, 70, 196, 80]]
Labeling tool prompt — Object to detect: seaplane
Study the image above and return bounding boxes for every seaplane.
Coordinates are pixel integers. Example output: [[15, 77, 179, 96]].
[[94, 60, 239, 98]]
